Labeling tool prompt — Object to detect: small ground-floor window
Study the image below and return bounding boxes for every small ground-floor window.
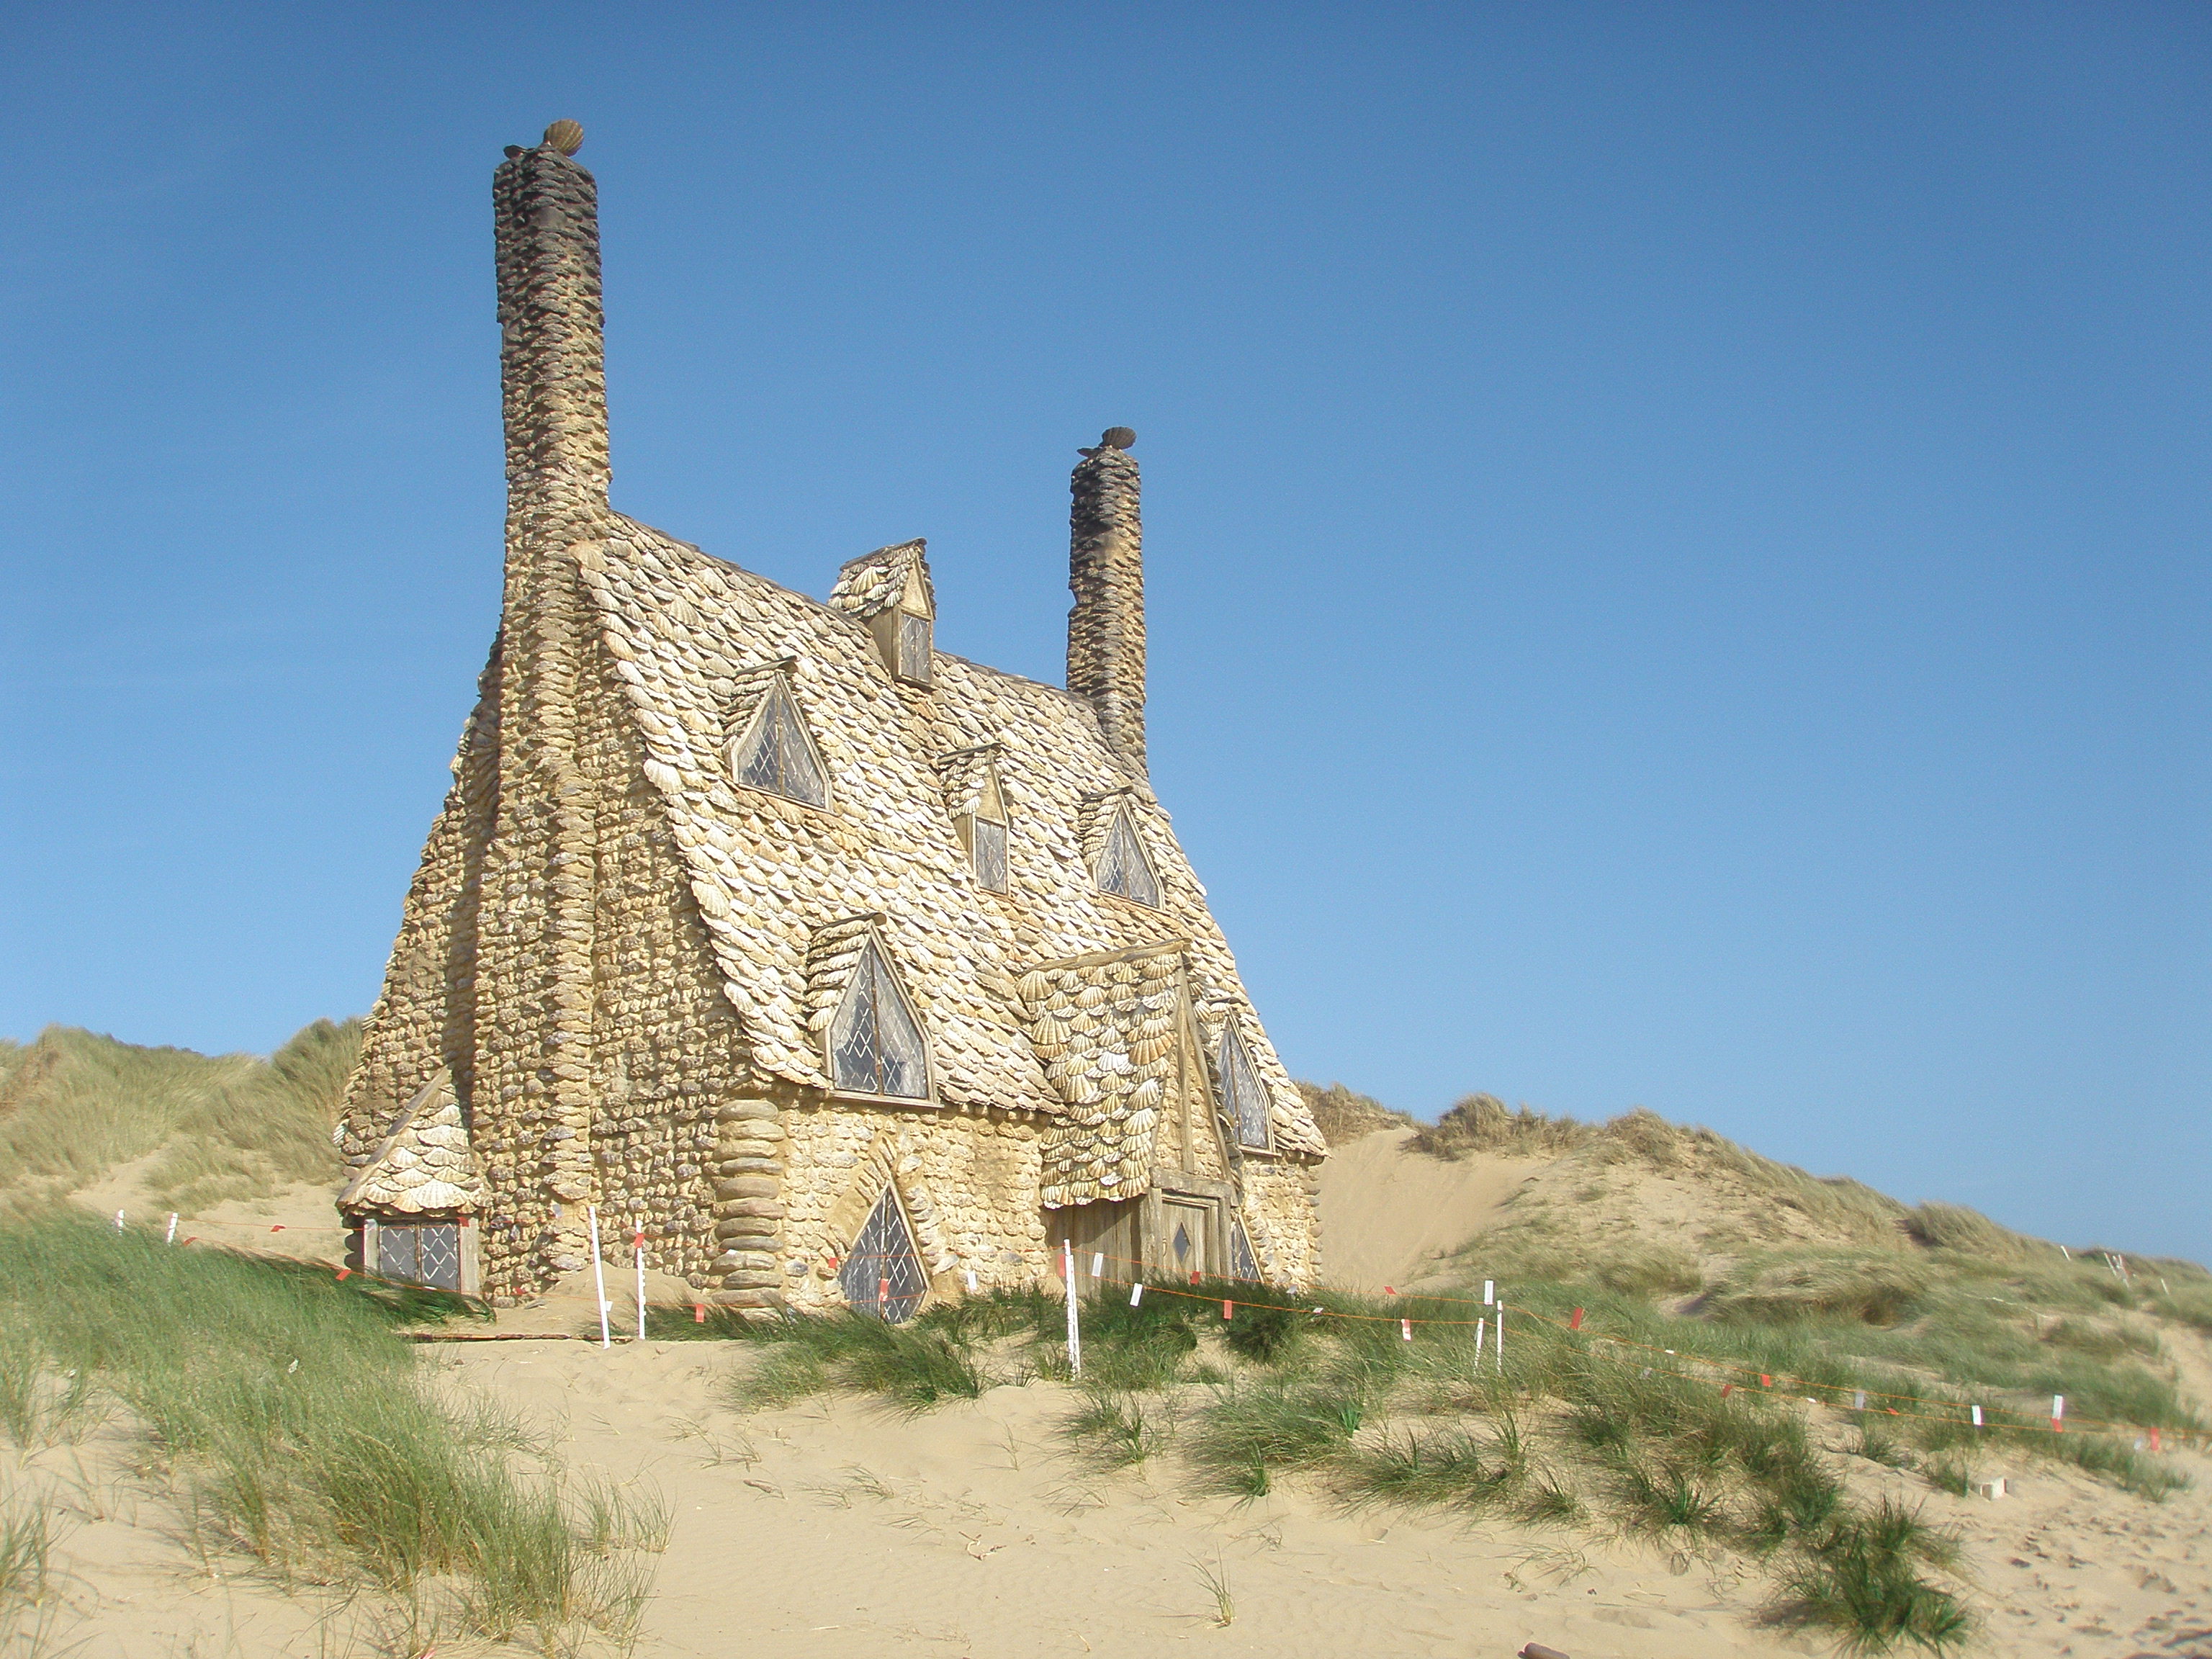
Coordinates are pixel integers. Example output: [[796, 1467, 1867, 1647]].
[[840, 1187, 928, 1323], [1230, 1218, 1262, 1285], [376, 1220, 462, 1290]]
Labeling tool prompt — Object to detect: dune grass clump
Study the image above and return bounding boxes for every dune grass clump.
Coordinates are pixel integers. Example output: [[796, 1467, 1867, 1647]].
[[0, 1483, 60, 1613], [714, 1300, 1011, 1413], [0, 1215, 657, 1652], [1776, 1500, 1971, 1654]]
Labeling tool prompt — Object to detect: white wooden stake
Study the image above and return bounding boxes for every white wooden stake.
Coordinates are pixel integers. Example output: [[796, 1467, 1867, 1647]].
[[1474, 1317, 1485, 1361], [114, 1210, 125, 1233], [1129, 1282, 1144, 1307], [1483, 1280, 1494, 1305], [634, 1224, 647, 1343], [1971, 1404, 1983, 1428], [1091, 1251, 1105, 1280], [1063, 1239, 1082, 1377], [588, 1207, 611, 1350], [165, 1213, 179, 1245], [1496, 1303, 1505, 1372]]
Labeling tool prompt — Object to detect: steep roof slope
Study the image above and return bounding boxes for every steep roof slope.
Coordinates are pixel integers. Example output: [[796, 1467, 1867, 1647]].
[[577, 518, 1323, 1154]]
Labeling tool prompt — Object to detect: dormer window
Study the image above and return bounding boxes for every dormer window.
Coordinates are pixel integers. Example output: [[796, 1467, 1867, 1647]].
[[872, 559, 935, 687], [1094, 806, 1160, 907], [829, 541, 938, 688], [829, 938, 930, 1100], [1220, 1026, 1272, 1151], [729, 675, 829, 807], [940, 745, 1010, 895]]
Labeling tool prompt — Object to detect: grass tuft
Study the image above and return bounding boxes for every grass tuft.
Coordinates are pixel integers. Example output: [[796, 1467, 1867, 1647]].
[[0, 1214, 655, 1650], [1776, 1500, 1972, 1652]]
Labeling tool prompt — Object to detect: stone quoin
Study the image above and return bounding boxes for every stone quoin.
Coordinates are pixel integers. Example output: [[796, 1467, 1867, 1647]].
[[337, 122, 1325, 1311]]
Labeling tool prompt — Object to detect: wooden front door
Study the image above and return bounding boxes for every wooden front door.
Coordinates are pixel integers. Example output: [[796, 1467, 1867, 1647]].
[[1161, 1197, 1215, 1280]]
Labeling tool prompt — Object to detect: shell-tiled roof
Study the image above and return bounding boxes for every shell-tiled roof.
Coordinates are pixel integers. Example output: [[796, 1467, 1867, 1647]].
[[339, 1069, 487, 1215], [828, 539, 932, 620], [576, 516, 1325, 1158], [1017, 944, 1185, 1205]]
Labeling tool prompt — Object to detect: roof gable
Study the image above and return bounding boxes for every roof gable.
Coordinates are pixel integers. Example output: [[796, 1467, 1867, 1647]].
[[338, 1069, 488, 1215], [828, 539, 933, 621]]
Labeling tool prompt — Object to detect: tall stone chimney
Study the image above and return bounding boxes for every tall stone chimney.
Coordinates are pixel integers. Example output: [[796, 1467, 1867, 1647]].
[[493, 120, 610, 537], [1068, 427, 1145, 776]]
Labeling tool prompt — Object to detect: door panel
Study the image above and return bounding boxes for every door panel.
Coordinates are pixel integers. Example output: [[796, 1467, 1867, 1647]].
[[1161, 1198, 1214, 1280]]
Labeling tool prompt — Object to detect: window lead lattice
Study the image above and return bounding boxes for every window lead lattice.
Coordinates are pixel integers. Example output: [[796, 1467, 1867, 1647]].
[[376, 1222, 461, 1290], [1230, 1218, 1262, 1285], [840, 1187, 928, 1323], [829, 940, 930, 1098], [971, 816, 1008, 893], [732, 680, 828, 807], [896, 613, 933, 684], [1220, 1028, 1272, 1151], [1095, 807, 1159, 907]]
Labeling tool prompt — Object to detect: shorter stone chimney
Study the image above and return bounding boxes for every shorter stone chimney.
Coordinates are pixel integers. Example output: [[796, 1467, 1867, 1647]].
[[1068, 427, 1145, 776]]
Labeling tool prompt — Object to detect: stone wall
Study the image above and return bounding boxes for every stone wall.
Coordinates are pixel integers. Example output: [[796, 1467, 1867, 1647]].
[[777, 1102, 1048, 1310], [580, 634, 736, 1288], [1240, 1155, 1324, 1291]]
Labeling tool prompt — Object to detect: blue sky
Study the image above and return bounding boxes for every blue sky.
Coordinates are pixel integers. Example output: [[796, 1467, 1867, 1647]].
[[2, 4, 2206, 1259]]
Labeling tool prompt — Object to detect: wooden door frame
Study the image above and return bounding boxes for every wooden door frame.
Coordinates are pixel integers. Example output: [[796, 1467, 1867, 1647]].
[[1141, 1170, 1236, 1279]]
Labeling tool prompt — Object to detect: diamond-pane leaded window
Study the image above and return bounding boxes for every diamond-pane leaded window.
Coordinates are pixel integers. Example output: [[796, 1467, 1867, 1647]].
[[1220, 1028, 1271, 1151], [971, 816, 1008, 893], [840, 1187, 928, 1322], [829, 940, 930, 1099], [1095, 808, 1159, 907], [896, 613, 933, 685], [731, 679, 828, 807], [376, 1222, 461, 1290], [1230, 1218, 1261, 1285]]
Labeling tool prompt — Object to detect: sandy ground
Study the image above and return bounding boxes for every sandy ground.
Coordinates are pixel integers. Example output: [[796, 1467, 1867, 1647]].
[[19, 1138, 2212, 1657], [18, 1327, 2212, 1659], [1318, 1128, 1548, 1294]]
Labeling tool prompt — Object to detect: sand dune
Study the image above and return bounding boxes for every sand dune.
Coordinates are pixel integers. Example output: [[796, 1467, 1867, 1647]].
[[22, 1323, 2211, 1658], [17, 1100, 2212, 1655], [1318, 1127, 1549, 1293]]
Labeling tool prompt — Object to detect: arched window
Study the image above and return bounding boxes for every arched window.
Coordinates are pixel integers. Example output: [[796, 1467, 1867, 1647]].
[[829, 940, 930, 1099], [1219, 1027, 1272, 1151], [729, 677, 828, 807], [1094, 806, 1159, 907], [840, 1187, 928, 1322]]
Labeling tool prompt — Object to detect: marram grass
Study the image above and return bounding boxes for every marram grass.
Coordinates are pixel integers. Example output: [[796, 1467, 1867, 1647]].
[[0, 1215, 660, 1653]]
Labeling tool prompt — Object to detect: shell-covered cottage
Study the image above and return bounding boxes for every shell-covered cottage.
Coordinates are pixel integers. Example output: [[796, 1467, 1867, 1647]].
[[337, 122, 1326, 1313]]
